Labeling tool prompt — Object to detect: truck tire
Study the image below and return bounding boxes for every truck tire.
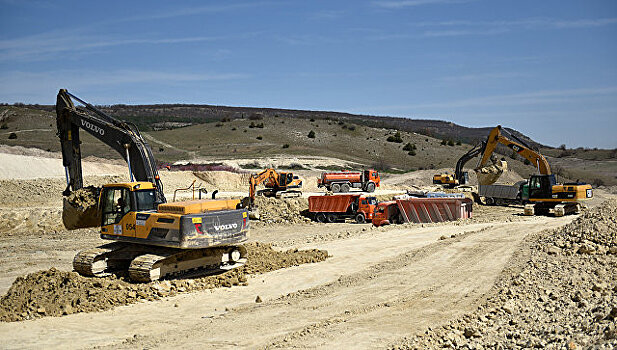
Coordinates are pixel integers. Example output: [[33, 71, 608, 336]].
[[326, 213, 337, 223], [341, 184, 350, 193], [355, 213, 366, 224], [316, 213, 326, 223], [331, 183, 341, 193], [365, 182, 376, 192]]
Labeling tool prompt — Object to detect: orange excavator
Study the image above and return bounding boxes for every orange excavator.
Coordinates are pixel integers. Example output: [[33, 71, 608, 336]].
[[248, 168, 302, 208]]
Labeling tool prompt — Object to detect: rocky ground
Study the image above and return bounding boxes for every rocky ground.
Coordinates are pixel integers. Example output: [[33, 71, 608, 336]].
[[393, 199, 617, 349]]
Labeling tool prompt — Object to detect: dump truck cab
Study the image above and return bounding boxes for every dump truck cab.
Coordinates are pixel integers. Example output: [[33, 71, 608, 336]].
[[364, 169, 380, 188], [372, 201, 403, 227]]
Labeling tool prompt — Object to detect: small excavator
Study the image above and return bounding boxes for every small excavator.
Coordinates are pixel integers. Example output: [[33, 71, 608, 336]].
[[434, 125, 592, 216], [57, 89, 248, 282], [248, 168, 302, 208]]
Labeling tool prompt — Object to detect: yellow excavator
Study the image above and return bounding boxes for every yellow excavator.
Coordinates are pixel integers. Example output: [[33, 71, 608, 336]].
[[57, 89, 248, 282], [248, 168, 302, 208], [434, 126, 592, 216]]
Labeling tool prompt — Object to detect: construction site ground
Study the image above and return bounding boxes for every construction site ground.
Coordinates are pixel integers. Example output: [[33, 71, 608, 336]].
[[0, 150, 615, 349]]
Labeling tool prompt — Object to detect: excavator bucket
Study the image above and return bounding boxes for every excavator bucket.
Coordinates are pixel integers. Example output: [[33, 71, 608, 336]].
[[62, 186, 101, 230], [475, 160, 507, 185]]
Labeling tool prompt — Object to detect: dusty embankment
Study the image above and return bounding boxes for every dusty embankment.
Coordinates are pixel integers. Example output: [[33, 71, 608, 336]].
[[394, 199, 617, 349]]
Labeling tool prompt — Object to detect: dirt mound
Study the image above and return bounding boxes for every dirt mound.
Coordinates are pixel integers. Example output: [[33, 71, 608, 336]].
[[192, 171, 249, 191], [253, 196, 310, 225], [62, 186, 101, 230], [0, 242, 328, 322], [0, 207, 65, 235], [395, 199, 617, 349], [0, 175, 123, 207]]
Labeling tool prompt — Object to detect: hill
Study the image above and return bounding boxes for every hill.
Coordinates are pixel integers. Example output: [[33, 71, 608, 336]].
[[0, 103, 614, 185]]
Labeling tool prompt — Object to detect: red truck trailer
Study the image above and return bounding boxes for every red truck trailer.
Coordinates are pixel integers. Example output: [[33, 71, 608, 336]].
[[308, 194, 378, 223], [317, 169, 380, 193], [372, 197, 473, 226]]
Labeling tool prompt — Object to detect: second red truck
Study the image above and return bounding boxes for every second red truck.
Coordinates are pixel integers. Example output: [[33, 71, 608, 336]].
[[308, 194, 378, 223]]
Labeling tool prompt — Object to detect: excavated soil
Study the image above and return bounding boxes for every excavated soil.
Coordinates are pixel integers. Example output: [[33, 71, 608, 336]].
[[395, 199, 617, 349], [476, 160, 507, 185], [0, 242, 328, 322], [62, 186, 101, 230], [252, 196, 311, 225]]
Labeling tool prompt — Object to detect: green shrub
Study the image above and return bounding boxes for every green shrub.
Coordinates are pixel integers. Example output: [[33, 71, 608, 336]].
[[8, 132, 17, 139], [308, 130, 316, 138], [256, 136, 263, 140], [282, 144, 290, 149], [387, 131, 403, 143]]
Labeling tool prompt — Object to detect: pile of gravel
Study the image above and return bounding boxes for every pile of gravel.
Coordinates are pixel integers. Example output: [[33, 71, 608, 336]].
[[394, 199, 617, 349], [0, 242, 328, 322]]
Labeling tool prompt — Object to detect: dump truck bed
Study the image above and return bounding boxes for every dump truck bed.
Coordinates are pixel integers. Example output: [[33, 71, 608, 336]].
[[308, 194, 360, 213]]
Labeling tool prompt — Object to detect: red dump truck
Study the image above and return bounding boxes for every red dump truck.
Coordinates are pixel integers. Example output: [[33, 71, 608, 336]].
[[372, 197, 473, 226], [309, 194, 378, 223], [317, 169, 380, 193]]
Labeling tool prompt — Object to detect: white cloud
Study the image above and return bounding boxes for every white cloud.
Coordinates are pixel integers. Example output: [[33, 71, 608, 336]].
[[356, 87, 617, 111], [0, 32, 258, 62], [0, 70, 250, 102], [374, 0, 474, 9]]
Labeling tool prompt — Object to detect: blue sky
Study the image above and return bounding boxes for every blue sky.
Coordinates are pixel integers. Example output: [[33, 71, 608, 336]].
[[1, 0, 616, 148]]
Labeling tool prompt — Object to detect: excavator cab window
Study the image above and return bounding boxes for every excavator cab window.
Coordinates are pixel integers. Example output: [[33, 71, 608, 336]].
[[134, 189, 157, 211], [101, 187, 131, 225]]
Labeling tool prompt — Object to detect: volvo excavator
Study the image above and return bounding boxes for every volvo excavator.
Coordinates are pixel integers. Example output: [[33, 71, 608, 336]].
[[57, 89, 248, 282], [248, 168, 302, 208], [434, 125, 593, 216]]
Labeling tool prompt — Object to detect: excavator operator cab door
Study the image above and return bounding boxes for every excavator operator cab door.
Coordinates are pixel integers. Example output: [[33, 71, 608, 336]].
[[101, 187, 132, 226], [101, 186, 138, 237]]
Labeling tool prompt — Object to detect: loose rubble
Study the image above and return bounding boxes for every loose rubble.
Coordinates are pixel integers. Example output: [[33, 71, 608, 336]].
[[0, 242, 328, 322], [394, 199, 617, 349]]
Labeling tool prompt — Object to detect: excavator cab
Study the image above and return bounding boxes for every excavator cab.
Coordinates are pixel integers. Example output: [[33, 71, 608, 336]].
[[528, 174, 556, 199], [100, 182, 157, 226]]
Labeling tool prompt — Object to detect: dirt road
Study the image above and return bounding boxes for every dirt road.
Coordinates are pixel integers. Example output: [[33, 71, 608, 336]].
[[0, 215, 573, 349]]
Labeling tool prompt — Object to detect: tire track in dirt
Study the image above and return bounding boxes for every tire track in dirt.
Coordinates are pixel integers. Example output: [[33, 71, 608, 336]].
[[108, 218, 568, 349]]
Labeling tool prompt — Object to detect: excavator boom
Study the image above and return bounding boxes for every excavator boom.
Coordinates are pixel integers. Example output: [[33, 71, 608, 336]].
[[56, 89, 165, 204], [477, 125, 551, 177]]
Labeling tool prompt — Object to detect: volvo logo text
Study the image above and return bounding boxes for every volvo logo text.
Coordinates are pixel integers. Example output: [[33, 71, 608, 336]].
[[81, 120, 105, 136], [214, 223, 237, 231]]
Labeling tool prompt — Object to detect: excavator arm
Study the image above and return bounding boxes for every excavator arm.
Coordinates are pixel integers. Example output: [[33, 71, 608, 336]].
[[453, 141, 486, 185], [477, 125, 551, 175], [248, 168, 279, 204], [56, 89, 166, 204]]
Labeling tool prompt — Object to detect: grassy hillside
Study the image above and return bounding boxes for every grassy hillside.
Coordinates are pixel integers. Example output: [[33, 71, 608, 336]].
[[1, 104, 614, 185]]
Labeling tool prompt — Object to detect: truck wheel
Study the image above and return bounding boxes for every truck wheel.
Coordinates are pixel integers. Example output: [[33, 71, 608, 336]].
[[341, 184, 350, 193], [331, 184, 341, 193], [355, 213, 366, 224], [316, 213, 326, 223], [365, 182, 376, 192], [326, 213, 337, 223]]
